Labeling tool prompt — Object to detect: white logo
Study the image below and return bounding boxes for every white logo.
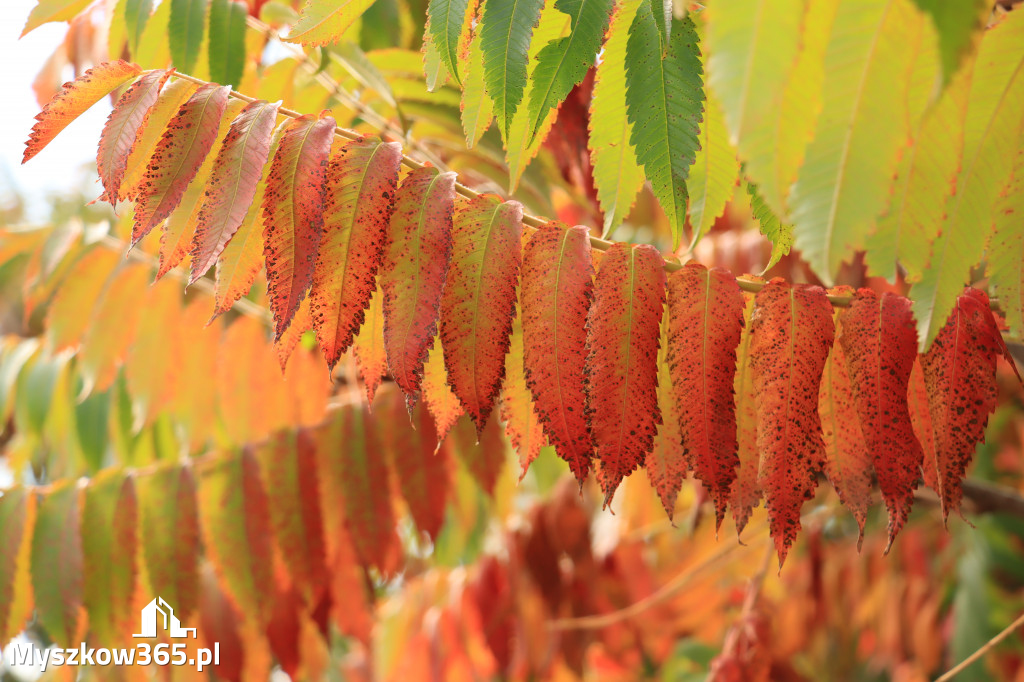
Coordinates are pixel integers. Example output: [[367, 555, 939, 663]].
[[133, 598, 197, 639]]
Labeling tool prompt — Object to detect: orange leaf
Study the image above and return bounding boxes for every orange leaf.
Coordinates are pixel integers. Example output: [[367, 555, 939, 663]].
[[175, 298, 221, 448], [354, 284, 388, 404], [78, 264, 150, 393], [125, 277, 181, 427], [0, 486, 35, 648], [422, 340, 465, 444], [311, 137, 403, 369], [263, 113, 336, 338], [217, 317, 276, 443], [440, 196, 523, 430], [750, 280, 833, 566], [585, 243, 665, 506], [729, 292, 761, 534], [190, 100, 281, 283], [666, 263, 744, 528], [45, 247, 120, 352], [132, 83, 231, 245], [97, 68, 172, 203], [839, 290, 921, 549], [381, 166, 457, 402], [647, 316, 686, 518], [908, 357, 937, 492], [23, 60, 142, 164], [501, 313, 547, 480], [520, 223, 594, 483]]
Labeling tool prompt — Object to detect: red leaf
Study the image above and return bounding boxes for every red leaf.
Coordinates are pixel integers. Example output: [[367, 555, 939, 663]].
[[440, 196, 523, 430], [908, 357, 938, 492], [31, 481, 83, 647], [262, 113, 336, 338], [819, 315, 872, 548], [0, 486, 35, 648], [24, 60, 142, 164], [97, 68, 172, 203], [520, 223, 594, 483], [750, 280, 833, 566], [839, 290, 921, 549], [585, 243, 665, 505], [920, 287, 1007, 520], [138, 463, 200, 622], [189, 99, 281, 283], [132, 83, 231, 245], [381, 166, 457, 402], [666, 263, 744, 528], [730, 292, 761, 534], [310, 137, 403, 369], [378, 386, 451, 541]]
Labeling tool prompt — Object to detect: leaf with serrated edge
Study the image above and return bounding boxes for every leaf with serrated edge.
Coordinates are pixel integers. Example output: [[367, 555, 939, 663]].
[[0, 487, 35, 648], [625, 12, 703, 249], [440, 196, 523, 431], [190, 100, 280, 284], [986, 147, 1024, 338], [24, 60, 142, 164], [646, 314, 684, 518], [422, 340, 464, 443], [920, 288, 1010, 521], [382, 166, 456, 403], [730, 291, 760, 534], [586, 242, 664, 505], [310, 138, 403, 370], [97, 69, 172, 204], [908, 357, 938, 492], [480, 0, 545, 139], [839, 290, 921, 550], [354, 285, 387, 404], [169, 0, 206, 73], [284, 0, 376, 47], [82, 471, 136, 646], [501, 311, 547, 480], [263, 113, 336, 338], [31, 481, 83, 647], [666, 263, 743, 528], [428, 0, 470, 86], [522, 223, 593, 483], [588, 0, 644, 237], [208, 0, 248, 87], [746, 182, 793, 274], [687, 81, 738, 243], [750, 280, 833, 567], [460, 19, 494, 147], [132, 83, 231, 245]]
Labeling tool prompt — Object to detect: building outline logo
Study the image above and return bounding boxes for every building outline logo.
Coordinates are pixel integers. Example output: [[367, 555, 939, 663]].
[[132, 597, 197, 639]]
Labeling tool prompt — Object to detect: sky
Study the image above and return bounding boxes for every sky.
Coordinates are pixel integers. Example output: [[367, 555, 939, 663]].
[[0, 0, 111, 222]]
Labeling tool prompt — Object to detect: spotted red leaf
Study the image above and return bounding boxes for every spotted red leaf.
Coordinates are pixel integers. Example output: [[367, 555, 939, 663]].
[[310, 137, 403, 369], [262, 113, 336, 338], [377, 386, 451, 541], [189, 99, 281, 283], [132, 83, 231, 245], [96, 68, 172, 203], [666, 263, 743, 528], [920, 287, 1009, 521], [440, 196, 523, 430], [521, 223, 594, 483], [818, 313, 872, 548], [730, 291, 761, 534], [24, 60, 142, 164], [585, 243, 665, 505], [839, 290, 921, 549], [381, 166, 457, 403], [750, 280, 833, 566]]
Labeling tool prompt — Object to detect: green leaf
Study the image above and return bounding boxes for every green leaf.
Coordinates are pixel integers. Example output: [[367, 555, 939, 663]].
[[209, 0, 247, 87], [480, 0, 546, 139], [284, 0, 376, 46], [747, 181, 793, 273], [912, 0, 988, 84], [31, 481, 83, 647], [422, 28, 450, 92], [427, 0, 470, 86], [21, 0, 93, 37], [986, 151, 1024, 339], [125, 0, 154, 58], [82, 471, 136, 647], [625, 9, 704, 250], [911, 9, 1024, 351], [686, 63, 739, 244], [460, 18, 495, 147], [169, 0, 207, 73], [790, 0, 935, 285], [524, 0, 614, 144], [588, 0, 644, 237]]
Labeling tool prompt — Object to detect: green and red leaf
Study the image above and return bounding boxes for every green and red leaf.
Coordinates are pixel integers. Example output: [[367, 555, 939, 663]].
[[24, 60, 142, 164], [585, 242, 665, 505], [666, 263, 744, 528], [132, 83, 231, 245], [263, 113, 337, 339], [521, 223, 594, 483], [750, 280, 833, 566], [381, 166, 457, 403], [440, 196, 524, 430], [310, 137, 403, 370], [839, 290, 922, 549], [31, 481, 83, 647]]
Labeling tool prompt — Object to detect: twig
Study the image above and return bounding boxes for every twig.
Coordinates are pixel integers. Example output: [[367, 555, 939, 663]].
[[935, 610, 1024, 681]]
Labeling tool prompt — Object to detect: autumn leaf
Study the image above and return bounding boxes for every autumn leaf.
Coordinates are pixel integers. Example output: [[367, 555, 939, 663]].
[[501, 311, 547, 479], [0, 486, 35, 648], [422, 340, 465, 444], [311, 137, 403, 370], [31, 481, 83, 647], [586, 242, 665, 505], [353, 285, 388, 404]]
